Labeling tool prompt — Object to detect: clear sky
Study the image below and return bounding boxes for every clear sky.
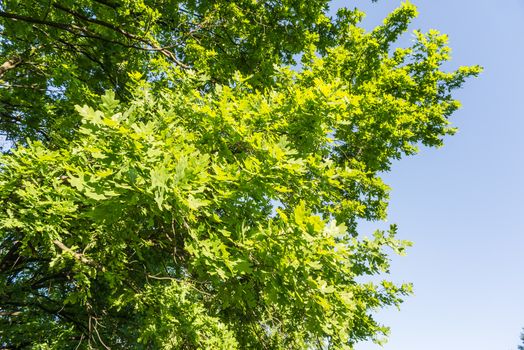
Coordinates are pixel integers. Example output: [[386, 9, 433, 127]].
[[327, 0, 524, 349]]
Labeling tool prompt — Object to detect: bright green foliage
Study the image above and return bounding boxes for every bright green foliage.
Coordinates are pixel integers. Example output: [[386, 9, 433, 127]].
[[0, 0, 333, 141], [0, 1, 480, 349]]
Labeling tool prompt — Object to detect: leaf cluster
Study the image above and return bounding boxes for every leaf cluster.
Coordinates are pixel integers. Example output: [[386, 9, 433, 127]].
[[0, 1, 480, 349]]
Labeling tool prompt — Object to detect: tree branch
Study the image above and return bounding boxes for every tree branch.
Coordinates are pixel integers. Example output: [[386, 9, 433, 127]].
[[1, 7, 189, 68], [53, 240, 96, 267], [52, 3, 190, 68], [0, 10, 75, 32], [0, 56, 24, 79]]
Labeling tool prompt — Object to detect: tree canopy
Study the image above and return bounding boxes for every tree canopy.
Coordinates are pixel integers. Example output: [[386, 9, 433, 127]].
[[0, 1, 480, 349], [0, 0, 337, 141]]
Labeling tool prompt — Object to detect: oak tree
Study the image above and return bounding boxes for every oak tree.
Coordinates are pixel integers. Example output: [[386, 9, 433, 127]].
[[0, 1, 480, 349]]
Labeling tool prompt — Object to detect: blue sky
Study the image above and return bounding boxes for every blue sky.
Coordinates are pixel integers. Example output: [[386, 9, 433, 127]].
[[327, 0, 524, 349]]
